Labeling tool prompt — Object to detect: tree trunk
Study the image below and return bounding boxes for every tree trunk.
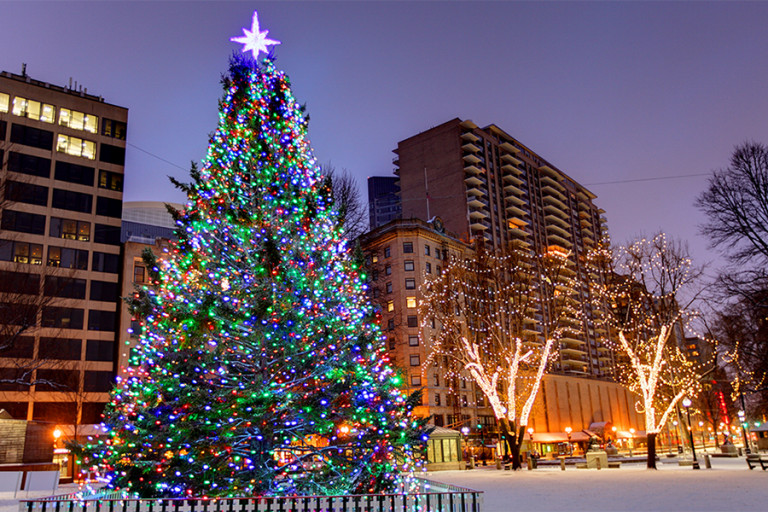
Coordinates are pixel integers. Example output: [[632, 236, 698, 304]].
[[647, 432, 657, 469], [497, 418, 523, 470], [509, 425, 526, 471]]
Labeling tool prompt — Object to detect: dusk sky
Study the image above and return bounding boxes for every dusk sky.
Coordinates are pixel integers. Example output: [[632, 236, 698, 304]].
[[3, 1, 767, 274]]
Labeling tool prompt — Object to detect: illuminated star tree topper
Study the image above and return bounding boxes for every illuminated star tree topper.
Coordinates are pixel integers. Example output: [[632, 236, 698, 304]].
[[230, 11, 281, 59]]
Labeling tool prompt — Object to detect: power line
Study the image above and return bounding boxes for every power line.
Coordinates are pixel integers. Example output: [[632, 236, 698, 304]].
[[127, 142, 189, 172], [585, 173, 710, 186]]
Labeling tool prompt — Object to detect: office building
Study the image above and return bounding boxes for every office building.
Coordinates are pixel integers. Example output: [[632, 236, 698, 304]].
[[367, 176, 401, 229], [0, 69, 127, 426]]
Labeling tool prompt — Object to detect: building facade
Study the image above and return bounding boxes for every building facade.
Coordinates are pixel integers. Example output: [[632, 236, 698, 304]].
[[367, 176, 401, 229], [392, 118, 613, 378], [0, 70, 127, 425]]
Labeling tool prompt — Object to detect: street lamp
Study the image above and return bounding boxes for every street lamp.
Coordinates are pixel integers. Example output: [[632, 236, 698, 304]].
[[682, 398, 700, 470], [565, 426, 573, 456], [629, 428, 635, 457], [738, 408, 751, 454], [698, 421, 705, 450]]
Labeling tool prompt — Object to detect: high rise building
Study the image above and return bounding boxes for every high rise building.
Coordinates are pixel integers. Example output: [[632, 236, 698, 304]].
[[367, 176, 401, 229], [392, 118, 613, 378], [0, 69, 127, 426]]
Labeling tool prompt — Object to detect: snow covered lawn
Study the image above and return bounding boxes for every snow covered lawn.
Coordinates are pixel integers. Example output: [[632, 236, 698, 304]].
[[429, 456, 768, 511]]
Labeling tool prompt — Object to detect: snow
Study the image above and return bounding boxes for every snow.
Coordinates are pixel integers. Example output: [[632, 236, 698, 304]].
[[428, 456, 768, 511], [3, 457, 767, 512]]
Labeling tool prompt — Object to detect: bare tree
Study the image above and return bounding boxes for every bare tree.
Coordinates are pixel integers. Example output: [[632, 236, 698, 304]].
[[320, 163, 368, 241], [589, 233, 705, 469], [421, 242, 581, 470]]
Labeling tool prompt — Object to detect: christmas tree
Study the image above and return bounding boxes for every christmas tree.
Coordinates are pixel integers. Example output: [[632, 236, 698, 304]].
[[95, 12, 424, 498]]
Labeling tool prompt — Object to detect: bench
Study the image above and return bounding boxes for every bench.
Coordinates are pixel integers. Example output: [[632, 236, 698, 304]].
[[746, 453, 768, 470]]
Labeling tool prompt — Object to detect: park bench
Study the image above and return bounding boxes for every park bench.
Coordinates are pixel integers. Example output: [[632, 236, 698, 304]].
[[746, 453, 768, 470]]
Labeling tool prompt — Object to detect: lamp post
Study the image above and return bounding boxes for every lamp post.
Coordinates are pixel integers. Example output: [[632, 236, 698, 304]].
[[698, 421, 705, 451], [629, 428, 635, 457], [682, 398, 700, 469], [738, 406, 751, 454], [565, 426, 573, 456]]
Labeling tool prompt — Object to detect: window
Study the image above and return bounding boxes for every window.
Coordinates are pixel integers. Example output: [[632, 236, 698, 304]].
[[12, 97, 54, 123], [0, 92, 8, 112], [388, 338, 396, 350], [425, 245, 431, 256], [433, 373, 440, 386], [406, 296, 417, 308], [83, 371, 114, 392], [7, 152, 51, 178], [88, 309, 116, 331], [55, 161, 95, 186], [410, 375, 422, 386], [133, 263, 146, 283], [129, 319, 141, 338], [386, 282, 392, 293], [100, 143, 125, 165], [437, 265, 441, 274], [410, 354, 420, 366], [86, 340, 114, 361], [372, 270, 378, 281], [1, 336, 34, 358], [47, 246, 89, 270], [50, 217, 90, 241], [407, 315, 418, 328], [408, 335, 419, 346], [92, 251, 120, 273], [57, 134, 96, 159], [0, 270, 39, 295], [4, 180, 48, 206], [372, 288, 380, 298], [405, 278, 416, 289], [433, 415, 444, 427], [434, 394, 441, 406], [387, 318, 395, 330], [0, 122, 5, 142], [1, 210, 46, 235], [386, 300, 394, 312], [101, 118, 127, 140], [38, 338, 82, 360], [425, 262, 432, 274], [44, 276, 86, 299], [52, 189, 93, 213], [0, 240, 43, 265], [403, 242, 413, 253], [462, 395, 468, 407], [42, 306, 84, 329], [435, 249, 441, 260], [99, 170, 123, 191], [10, 124, 53, 150], [404, 260, 414, 271], [372, 254, 378, 263], [90, 280, 119, 302], [94, 224, 120, 245], [384, 246, 391, 258], [385, 264, 391, 276], [59, 108, 98, 133], [96, 196, 122, 218]]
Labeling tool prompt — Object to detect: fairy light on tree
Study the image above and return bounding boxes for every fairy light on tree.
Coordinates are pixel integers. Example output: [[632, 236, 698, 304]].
[[589, 233, 706, 469], [91, 12, 425, 498], [421, 241, 582, 470]]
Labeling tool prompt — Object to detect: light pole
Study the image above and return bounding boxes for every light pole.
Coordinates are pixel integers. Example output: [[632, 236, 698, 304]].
[[682, 398, 700, 469], [698, 421, 705, 451], [565, 426, 573, 456], [629, 428, 635, 457], [738, 403, 751, 454]]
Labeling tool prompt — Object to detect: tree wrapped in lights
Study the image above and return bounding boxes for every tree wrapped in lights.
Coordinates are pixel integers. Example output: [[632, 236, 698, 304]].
[[96, 17, 423, 497], [421, 242, 581, 470], [589, 233, 704, 469]]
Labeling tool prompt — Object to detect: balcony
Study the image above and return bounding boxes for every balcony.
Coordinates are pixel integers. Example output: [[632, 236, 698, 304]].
[[467, 196, 486, 209], [470, 220, 489, 231], [499, 140, 519, 153], [547, 233, 572, 248], [547, 223, 571, 239], [469, 209, 488, 220], [540, 175, 563, 190], [503, 183, 524, 196], [507, 226, 528, 238], [539, 164, 561, 180], [541, 185, 566, 201], [464, 163, 482, 175], [465, 175, 484, 188], [502, 173, 524, 187], [543, 194, 568, 210], [463, 153, 482, 165], [461, 131, 481, 142], [460, 119, 479, 130], [544, 204, 568, 219], [545, 213, 570, 230], [462, 141, 482, 153], [500, 153, 523, 166], [506, 204, 527, 218], [506, 194, 527, 207]]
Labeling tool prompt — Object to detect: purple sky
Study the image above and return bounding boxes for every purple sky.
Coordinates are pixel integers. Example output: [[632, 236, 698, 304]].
[[3, 1, 767, 274]]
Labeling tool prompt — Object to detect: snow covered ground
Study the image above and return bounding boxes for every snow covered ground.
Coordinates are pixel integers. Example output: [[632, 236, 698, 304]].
[[2, 457, 766, 512], [429, 456, 768, 511]]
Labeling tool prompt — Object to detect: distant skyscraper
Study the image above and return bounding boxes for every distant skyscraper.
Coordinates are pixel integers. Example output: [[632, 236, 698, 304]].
[[367, 176, 400, 229], [0, 69, 128, 424], [392, 118, 613, 377]]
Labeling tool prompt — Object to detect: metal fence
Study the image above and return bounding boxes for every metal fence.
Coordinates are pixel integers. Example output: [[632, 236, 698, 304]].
[[18, 479, 482, 512]]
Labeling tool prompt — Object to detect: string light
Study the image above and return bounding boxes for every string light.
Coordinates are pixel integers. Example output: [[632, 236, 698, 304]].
[[89, 47, 424, 498]]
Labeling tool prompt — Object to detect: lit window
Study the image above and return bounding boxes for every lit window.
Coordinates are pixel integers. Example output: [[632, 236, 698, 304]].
[[372, 254, 379, 263], [387, 300, 394, 312], [11, 96, 54, 123], [59, 108, 98, 133], [134, 263, 146, 283], [0, 93, 9, 113], [99, 170, 124, 191], [57, 134, 96, 159], [406, 296, 417, 308]]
